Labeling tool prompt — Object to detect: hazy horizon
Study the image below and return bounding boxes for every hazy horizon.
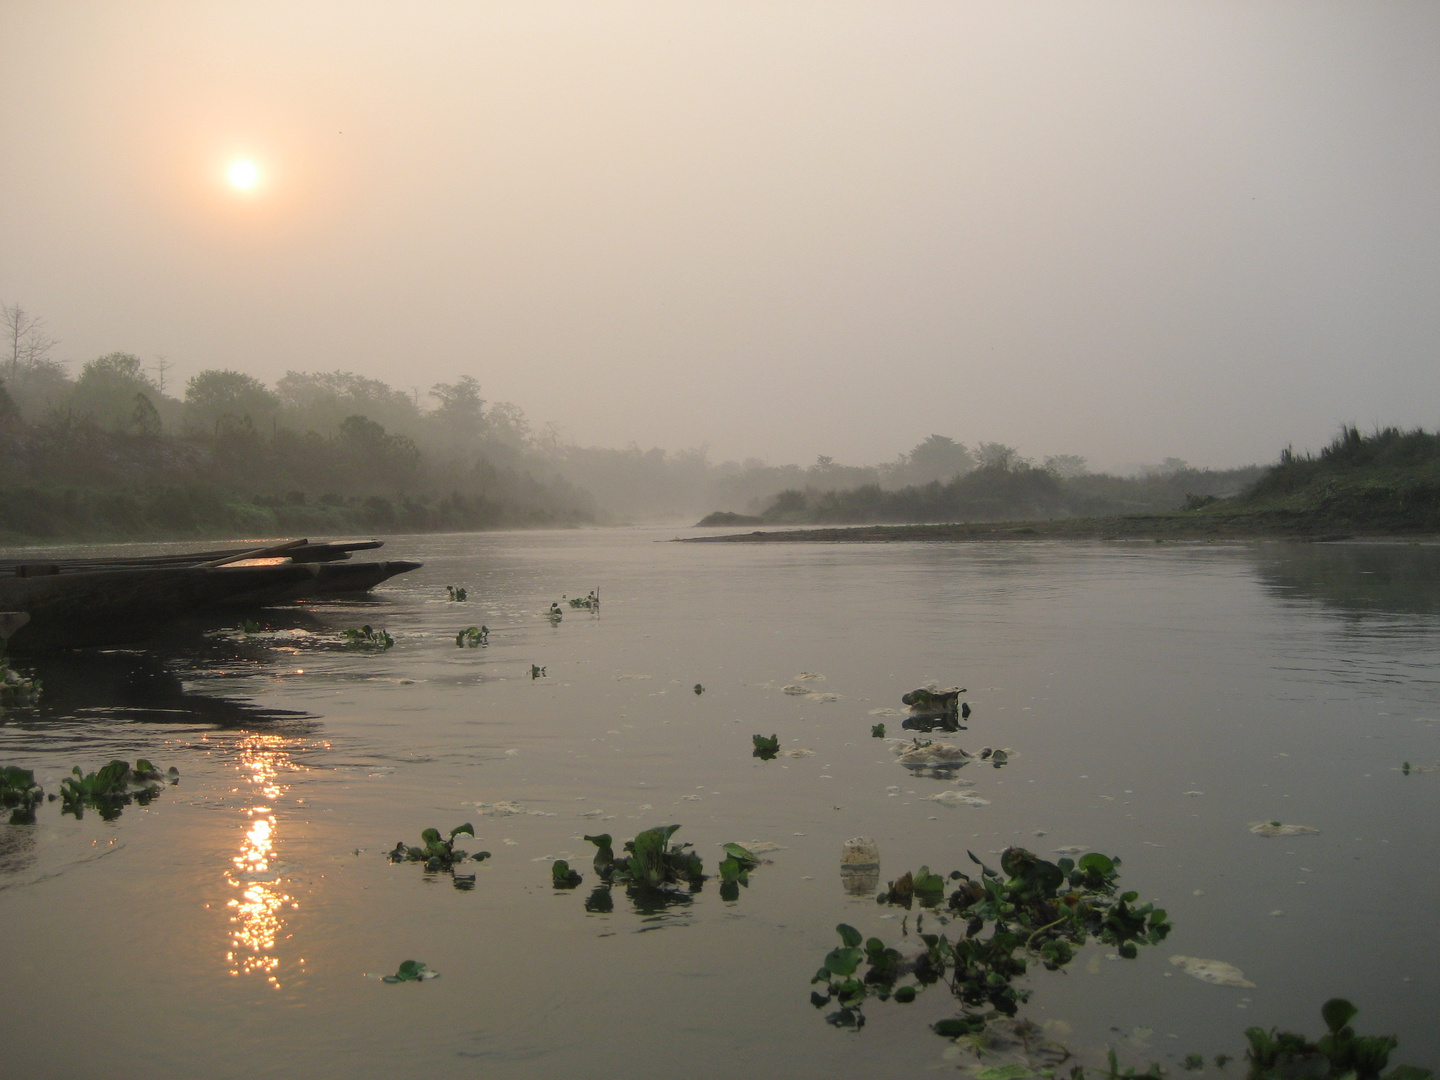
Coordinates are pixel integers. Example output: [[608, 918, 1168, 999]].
[[3, 2, 1436, 473]]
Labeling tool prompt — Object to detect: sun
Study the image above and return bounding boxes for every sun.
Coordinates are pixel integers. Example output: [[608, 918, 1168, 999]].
[[227, 159, 260, 190]]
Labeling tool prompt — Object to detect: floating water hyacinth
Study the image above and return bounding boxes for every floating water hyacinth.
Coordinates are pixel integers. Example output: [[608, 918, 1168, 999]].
[[383, 960, 438, 983], [343, 624, 393, 649]]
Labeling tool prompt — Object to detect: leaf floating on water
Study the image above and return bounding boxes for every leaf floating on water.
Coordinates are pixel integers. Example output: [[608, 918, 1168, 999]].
[[1168, 955, 1256, 988], [1249, 821, 1319, 837]]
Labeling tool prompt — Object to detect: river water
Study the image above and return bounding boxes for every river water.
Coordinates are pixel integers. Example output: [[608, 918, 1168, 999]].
[[1, 529, 1437, 1079]]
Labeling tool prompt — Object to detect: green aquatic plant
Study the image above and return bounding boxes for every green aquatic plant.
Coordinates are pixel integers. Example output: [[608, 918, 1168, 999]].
[[456, 625, 489, 647], [531, 664, 546, 679], [694, 683, 704, 695], [343, 624, 393, 650], [878, 866, 948, 909], [551, 860, 583, 888], [718, 842, 760, 901], [565, 590, 599, 611], [871, 723, 886, 738], [389, 824, 490, 889], [1241, 998, 1424, 1080], [752, 733, 780, 760], [546, 603, 563, 624], [241, 619, 262, 634], [1, 765, 45, 824], [1055, 1001, 1430, 1080], [383, 960, 439, 983], [59, 758, 178, 820], [583, 825, 705, 893], [446, 585, 468, 601], [810, 846, 1170, 1033]]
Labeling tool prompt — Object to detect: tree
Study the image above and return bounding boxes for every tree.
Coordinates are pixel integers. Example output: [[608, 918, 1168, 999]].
[[2, 301, 58, 381], [130, 392, 162, 436], [337, 414, 422, 488], [276, 370, 420, 436], [184, 370, 280, 433], [1042, 454, 1089, 479], [428, 376, 487, 449], [71, 353, 160, 430], [905, 435, 976, 483], [974, 441, 1025, 470]]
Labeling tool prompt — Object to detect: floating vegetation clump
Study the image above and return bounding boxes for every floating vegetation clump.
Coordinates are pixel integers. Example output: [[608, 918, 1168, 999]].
[[455, 625, 489, 647], [580, 825, 706, 909], [530, 664, 546, 679], [717, 842, 760, 901], [0, 654, 41, 705], [565, 590, 599, 611], [546, 603, 563, 624], [551, 860, 583, 888], [878, 866, 948, 908], [446, 585, 467, 601], [343, 624, 394, 650], [809, 846, 1170, 1033], [389, 823, 490, 890], [1, 765, 44, 824], [60, 759, 179, 821], [871, 723, 886, 738], [1241, 998, 1428, 1080], [752, 733, 780, 760], [383, 960, 439, 984]]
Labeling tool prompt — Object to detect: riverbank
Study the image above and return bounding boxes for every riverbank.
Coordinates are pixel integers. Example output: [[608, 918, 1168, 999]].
[[681, 508, 1440, 543]]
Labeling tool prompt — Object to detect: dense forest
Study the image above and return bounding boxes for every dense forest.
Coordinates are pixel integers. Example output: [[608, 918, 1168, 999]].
[[0, 302, 1343, 542]]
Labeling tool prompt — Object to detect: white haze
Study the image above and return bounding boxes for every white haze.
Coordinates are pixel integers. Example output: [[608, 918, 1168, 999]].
[[1, 1, 1436, 471]]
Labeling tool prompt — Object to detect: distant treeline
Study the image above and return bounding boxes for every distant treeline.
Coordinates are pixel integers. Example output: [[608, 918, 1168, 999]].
[[701, 426, 1440, 532], [708, 458, 1263, 526], [2, 303, 1316, 540], [0, 349, 595, 540]]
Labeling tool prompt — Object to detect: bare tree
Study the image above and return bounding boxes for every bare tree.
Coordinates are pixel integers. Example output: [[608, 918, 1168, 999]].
[[2, 301, 59, 379]]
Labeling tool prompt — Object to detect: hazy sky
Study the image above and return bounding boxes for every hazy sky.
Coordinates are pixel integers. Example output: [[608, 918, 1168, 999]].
[[2, 2, 1436, 470]]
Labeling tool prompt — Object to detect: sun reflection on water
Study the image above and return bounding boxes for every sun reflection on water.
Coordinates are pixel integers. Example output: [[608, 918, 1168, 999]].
[[224, 733, 303, 988]]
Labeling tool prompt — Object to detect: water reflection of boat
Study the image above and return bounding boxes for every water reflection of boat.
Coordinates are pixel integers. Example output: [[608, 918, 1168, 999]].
[[16, 649, 315, 729], [0, 538, 422, 652]]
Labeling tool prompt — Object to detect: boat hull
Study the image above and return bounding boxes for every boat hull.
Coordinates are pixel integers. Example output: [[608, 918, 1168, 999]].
[[0, 564, 317, 652]]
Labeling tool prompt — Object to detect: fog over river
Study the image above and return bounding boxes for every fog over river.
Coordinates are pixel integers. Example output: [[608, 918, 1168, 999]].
[[2, 530, 1437, 1078]]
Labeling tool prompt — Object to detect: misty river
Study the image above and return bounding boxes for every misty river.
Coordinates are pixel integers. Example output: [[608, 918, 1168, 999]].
[[2, 529, 1437, 1079]]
